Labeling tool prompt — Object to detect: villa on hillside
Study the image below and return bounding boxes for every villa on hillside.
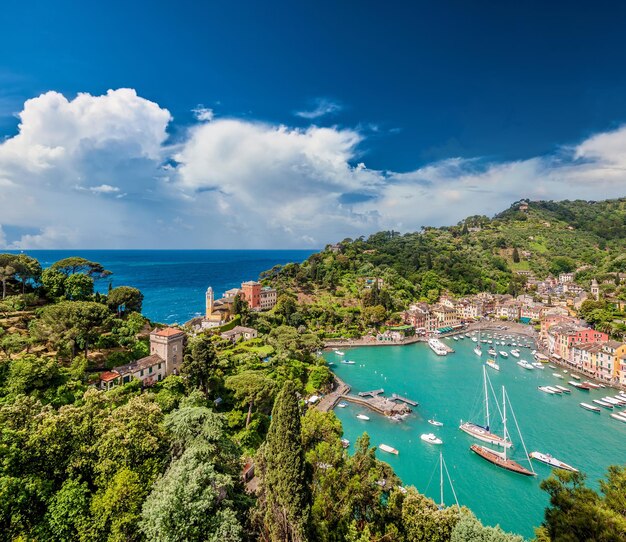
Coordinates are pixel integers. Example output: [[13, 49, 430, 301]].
[[100, 327, 186, 389]]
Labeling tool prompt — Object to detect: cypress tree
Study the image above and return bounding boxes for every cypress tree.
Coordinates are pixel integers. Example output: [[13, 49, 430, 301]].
[[259, 380, 310, 542], [512, 247, 520, 263]]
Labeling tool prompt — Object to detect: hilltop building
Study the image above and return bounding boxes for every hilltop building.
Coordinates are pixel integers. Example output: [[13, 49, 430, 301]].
[[100, 328, 186, 389]]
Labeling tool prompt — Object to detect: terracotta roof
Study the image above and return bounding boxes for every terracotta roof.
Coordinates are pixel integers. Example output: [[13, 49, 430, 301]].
[[114, 354, 164, 375], [100, 370, 121, 382], [153, 327, 185, 337]]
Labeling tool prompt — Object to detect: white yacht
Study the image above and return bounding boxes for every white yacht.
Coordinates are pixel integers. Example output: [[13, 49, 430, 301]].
[[428, 338, 448, 356], [421, 433, 443, 445]]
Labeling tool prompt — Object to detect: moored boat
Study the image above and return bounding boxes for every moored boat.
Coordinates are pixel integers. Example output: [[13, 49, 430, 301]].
[[569, 380, 590, 390], [499, 351, 509, 358], [530, 451, 578, 472], [517, 360, 534, 370], [552, 372, 564, 379], [546, 386, 562, 394], [510, 350, 520, 358], [379, 443, 399, 454], [609, 412, 626, 423], [357, 414, 371, 420], [342, 359, 356, 364], [421, 433, 443, 445], [428, 419, 443, 427], [584, 381, 601, 389], [538, 386, 556, 394], [532, 362, 545, 369], [470, 444, 535, 476], [337, 401, 348, 408], [555, 385, 571, 394], [341, 438, 350, 448], [428, 338, 449, 356], [580, 402, 601, 412], [571, 374, 581, 380], [592, 399, 613, 409], [486, 359, 500, 371], [334, 350, 345, 356]]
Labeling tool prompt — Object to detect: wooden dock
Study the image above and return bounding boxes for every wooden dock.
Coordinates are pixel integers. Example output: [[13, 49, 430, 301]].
[[391, 393, 419, 406]]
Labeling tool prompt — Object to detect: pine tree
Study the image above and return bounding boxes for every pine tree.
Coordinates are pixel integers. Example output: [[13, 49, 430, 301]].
[[259, 380, 310, 542], [512, 247, 520, 263]]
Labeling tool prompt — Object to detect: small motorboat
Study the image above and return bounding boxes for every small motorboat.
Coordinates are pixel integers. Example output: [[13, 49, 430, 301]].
[[609, 412, 626, 423], [488, 348, 497, 356], [517, 360, 534, 370], [499, 351, 509, 358], [530, 451, 578, 472], [337, 402, 348, 408], [357, 414, 371, 420], [580, 402, 601, 413], [584, 381, 601, 389], [486, 359, 500, 371], [342, 359, 356, 364], [548, 364, 557, 369], [474, 346, 482, 356], [428, 419, 444, 427], [510, 350, 520, 358], [420, 433, 443, 445], [546, 386, 562, 394], [341, 438, 350, 448], [379, 443, 399, 455], [592, 399, 613, 409], [538, 386, 556, 394], [531, 362, 545, 369], [571, 374, 581, 380], [334, 350, 345, 356], [555, 385, 571, 394], [552, 373, 564, 379]]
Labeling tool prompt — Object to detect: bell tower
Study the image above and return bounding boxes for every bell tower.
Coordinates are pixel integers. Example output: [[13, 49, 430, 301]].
[[205, 286, 214, 318]]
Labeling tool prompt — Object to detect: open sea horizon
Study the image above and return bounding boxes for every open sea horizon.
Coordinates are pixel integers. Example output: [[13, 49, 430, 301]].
[[9, 249, 316, 323]]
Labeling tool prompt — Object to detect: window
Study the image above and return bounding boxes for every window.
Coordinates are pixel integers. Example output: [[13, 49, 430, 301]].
[[158, 363, 162, 369], [173, 345, 177, 352], [158, 374, 162, 381], [123, 376, 130, 384], [149, 367, 153, 374], [173, 355, 177, 364], [140, 369, 144, 376]]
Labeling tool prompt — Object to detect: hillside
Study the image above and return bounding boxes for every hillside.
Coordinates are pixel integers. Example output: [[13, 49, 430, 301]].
[[261, 198, 626, 333]]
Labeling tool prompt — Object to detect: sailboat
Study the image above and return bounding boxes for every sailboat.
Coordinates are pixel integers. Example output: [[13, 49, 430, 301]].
[[470, 386, 536, 477], [473, 330, 482, 356], [460, 366, 511, 448], [437, 451, 460, 510]]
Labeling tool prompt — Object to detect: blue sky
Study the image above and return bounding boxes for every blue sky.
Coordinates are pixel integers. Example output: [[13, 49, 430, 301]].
[[1, 0, 626, 248]]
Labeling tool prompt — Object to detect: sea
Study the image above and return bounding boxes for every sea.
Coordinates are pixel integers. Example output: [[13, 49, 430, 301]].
[[13, 250, 316, 323], [326, 338, 626, 538]]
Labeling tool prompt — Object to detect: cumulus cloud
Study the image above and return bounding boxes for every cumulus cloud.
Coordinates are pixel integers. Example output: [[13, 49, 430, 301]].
[[0, 87, 625, 249], [295, 98, 342, 119]]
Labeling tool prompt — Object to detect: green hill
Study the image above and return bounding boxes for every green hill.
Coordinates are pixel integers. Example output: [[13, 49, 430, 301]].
[[262, 198, 626, 319]]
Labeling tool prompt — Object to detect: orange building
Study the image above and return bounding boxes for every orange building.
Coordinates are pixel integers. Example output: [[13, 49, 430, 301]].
[[241, 281, 262, 309]]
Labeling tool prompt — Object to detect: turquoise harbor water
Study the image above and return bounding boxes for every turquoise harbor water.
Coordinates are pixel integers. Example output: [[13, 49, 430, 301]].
[[326, 335, 626, 538], [11, 250, 315, 323]]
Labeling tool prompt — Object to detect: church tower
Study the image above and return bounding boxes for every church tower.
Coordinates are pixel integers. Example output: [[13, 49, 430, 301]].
[[205, 286, 214, 318]]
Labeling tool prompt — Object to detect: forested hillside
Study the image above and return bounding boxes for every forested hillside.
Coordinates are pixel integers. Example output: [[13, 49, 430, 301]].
[[264, 198, 626, 306]]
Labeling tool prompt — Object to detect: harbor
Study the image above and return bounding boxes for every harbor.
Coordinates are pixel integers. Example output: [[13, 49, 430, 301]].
[[325, 334, 626, 538]]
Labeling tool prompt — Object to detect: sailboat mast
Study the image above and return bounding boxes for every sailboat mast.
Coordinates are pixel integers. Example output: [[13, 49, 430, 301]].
[[440, 451, 444, 508], [502, 385, 507, 461], [483, 366, 490, 430]]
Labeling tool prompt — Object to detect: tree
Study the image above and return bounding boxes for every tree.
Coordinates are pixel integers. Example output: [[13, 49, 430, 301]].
[[50, 257, 111, 278], [540, 469, 626, 541], [64, 273, 94, 300], [32, 301, 111, 359], [107, 286, 144, 314], [512, 247, 520, 263], [225, 371, 277, 428], [41, 268, 68, 299], [5, 355, 61, 398], [141, 445, 243, 542], [450, 511, 524, 542], [182, 335, 220, 395], [11, 254, 42, 293], [0, 332, 28, 360], [257, 380, 310, 542], [44, 478, 91, 542], [0, 265, 15, 299]]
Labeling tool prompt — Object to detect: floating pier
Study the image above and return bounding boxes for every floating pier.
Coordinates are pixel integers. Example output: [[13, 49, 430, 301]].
[[358, 389, 385, 397], [391, 393, 419, 406]]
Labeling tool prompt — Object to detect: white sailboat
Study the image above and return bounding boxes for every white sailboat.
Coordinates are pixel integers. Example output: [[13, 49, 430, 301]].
[[473, 330, 482, 356], [437, 451, 460, 510], [460, 366, 511, 448], [470, 386, 536, 477]]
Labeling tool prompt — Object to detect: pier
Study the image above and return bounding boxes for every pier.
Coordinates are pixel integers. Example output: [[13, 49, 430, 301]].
[[358, 389, 385, 397], [339, 394, 412, 416], [391, 393, 419, 406]]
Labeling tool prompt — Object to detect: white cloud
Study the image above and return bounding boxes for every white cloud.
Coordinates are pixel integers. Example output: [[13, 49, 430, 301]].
[[0, 88, 625, 250], [295, 98, 342, 119], [192, 106, 214, 122]]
